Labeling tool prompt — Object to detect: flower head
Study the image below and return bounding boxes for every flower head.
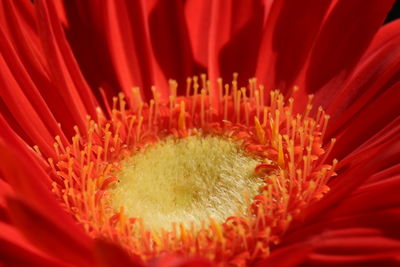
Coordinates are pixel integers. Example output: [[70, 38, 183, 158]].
[[1, 0, 400, 266]]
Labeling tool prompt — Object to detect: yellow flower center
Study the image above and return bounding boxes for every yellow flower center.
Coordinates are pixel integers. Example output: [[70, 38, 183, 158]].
[[45, 74, 337, 265], [110, 135, 263, 231]]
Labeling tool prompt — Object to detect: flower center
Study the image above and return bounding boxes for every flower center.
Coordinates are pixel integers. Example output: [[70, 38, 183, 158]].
[[110, 135, 263, 231], [45, 74, 338, 265]]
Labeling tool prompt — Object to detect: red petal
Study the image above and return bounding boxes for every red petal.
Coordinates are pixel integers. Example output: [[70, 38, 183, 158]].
[[364, 19, 400, 58], [323, 167, 400, 219], [326, 36, 400, 140], [0, 18, 70, 152], [7, 197, 94, 266], [1, 0, 85, 139], [338, 116, 400, 170], [103, 0, 166, 100], [305, 0, 394, 95], [151, 254, 215, 267], [304, 229, 400, 265], [254, 242, 311, 266], [282, 208, 400, 250], [256, 0, 332, 91], [94, 239, 144, 267], [328, 83, 400, 160], [284, 142, 400, 248], [147, 0, 207, 97], [0, 118, 93, 264], [1, 0, 47, 74], [35, 0, 98, 129], [0, 222, 66, 266], [264, 222, 400, 265], [0, 43, 55, 156], [297, 166, 400, 238], [303, 128, 400, 226], [207, 0, 234, 109], [0, 179, 13, 218], [207, 0, 268, 110], [184, 0, 213, 68], [217, 0, 266, 83], [54, 1, 122, 102]]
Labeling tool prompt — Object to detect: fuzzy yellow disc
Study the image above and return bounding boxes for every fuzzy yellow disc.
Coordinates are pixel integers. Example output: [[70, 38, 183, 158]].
[[110, 135, 263, 231]]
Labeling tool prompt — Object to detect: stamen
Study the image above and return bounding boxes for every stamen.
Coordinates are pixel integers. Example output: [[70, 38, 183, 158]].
[[178, 101, 186, 131]]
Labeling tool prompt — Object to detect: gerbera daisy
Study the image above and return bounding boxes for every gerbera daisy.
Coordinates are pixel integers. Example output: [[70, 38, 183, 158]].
[[1, 0, 400, 266]]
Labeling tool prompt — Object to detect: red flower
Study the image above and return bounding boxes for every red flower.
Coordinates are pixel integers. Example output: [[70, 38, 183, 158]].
[[1, 0, 400, 266]]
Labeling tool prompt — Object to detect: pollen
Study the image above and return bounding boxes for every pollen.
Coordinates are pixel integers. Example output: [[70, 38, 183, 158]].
[[43, 74, 337, 266], [110, 135, 263, 231]]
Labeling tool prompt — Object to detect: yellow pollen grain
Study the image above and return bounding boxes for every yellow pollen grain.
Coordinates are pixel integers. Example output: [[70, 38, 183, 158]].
[[110, 135, 263, 232]]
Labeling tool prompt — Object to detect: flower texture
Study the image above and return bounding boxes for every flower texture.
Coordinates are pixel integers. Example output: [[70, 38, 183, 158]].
[[1, 0, 400, 266]]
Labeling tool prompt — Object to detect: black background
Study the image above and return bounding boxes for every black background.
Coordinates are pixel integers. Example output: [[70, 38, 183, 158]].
[[385, 0, 400, 23]]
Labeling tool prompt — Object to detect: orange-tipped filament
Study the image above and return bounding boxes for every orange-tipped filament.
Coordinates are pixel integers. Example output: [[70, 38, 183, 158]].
[[46, 74, 337, 266]]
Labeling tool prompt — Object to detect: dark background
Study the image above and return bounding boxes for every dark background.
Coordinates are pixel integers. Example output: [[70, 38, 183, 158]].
[[385, 0, 400, 23]]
